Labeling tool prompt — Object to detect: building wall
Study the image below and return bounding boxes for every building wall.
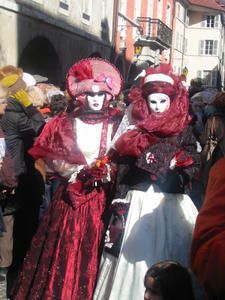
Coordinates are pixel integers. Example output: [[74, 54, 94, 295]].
[[115, 0, 175, 81], [0, 0, 116, 84], [171, 1, 224, 89], [172, 1, 187, 74], [185, 10, 222, 87]]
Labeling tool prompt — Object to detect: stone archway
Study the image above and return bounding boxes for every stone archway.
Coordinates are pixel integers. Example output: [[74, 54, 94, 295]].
[[19, 36, 61, 85], [88, 52, 102, 58]]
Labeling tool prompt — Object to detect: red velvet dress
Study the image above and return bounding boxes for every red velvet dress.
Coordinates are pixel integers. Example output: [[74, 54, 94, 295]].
[[12, 113, 117, 300]]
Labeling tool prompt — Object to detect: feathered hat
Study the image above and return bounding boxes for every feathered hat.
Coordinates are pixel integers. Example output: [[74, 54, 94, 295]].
[[66, 58, 123, 100]]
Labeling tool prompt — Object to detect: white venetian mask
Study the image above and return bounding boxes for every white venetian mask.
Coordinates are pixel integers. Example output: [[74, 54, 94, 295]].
[[147, 93, 171, 113], [87, 92, 105, 111]]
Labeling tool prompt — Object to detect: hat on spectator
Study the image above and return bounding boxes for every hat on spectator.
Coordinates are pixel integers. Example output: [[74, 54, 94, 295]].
[[0, 65, 32, 107]]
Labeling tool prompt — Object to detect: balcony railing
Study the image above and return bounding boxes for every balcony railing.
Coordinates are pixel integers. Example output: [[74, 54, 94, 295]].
[[137, 17, 172, 49]]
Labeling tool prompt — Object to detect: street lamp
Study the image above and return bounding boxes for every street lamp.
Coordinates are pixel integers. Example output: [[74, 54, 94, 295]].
[[134, 45, 143, 57]]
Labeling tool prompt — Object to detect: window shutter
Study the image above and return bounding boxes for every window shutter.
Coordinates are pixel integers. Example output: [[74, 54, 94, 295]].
[[213, 40, 218, 55], [199, 40, 204, 55], [212, 71, 217, 86], [215, 15, 219, 28], [197, 70, 201, 79], [201, 15, 206, 28]]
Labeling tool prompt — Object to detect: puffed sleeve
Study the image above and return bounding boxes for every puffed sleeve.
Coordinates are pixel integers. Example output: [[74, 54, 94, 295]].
[[29, 115, 85, 166], [179, 126, 201, 180]]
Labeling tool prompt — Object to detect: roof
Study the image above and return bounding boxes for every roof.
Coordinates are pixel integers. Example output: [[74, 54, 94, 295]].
[[188, 0, 224, 11]]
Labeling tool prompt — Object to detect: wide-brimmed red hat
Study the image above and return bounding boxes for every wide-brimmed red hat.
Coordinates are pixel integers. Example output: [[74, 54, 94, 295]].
[[66, 58, 123, 99]]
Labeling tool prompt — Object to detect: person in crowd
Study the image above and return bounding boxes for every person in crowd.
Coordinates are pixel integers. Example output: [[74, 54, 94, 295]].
[[0, 65, 45, 269], [94, 64, 200, 300], [188, 77, 202, 98], [201, 92, 225, 191], [0, 81, 18, 297], [38, 92, 68, 217], [144, 260, 195, 300], [191, 156, 225, 299], [12, 58, 123, 300], [49, 92, 68, 117], [27, 85, 46, 110]]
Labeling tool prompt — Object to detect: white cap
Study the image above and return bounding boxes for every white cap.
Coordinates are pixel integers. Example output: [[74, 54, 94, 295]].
[[23, 72, 36, 87], [144, 73, 174, 85]]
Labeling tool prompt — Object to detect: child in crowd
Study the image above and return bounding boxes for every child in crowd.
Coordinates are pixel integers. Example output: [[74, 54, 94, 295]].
[[144, 260, 195, 300]]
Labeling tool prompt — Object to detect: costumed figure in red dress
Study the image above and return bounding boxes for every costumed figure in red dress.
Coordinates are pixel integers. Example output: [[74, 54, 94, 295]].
[[12, 58, 123, 300], [94, 64, 200, 300]]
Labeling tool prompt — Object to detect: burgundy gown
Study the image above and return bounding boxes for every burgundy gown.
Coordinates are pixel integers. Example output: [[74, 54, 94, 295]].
[[13, 113, 116, 300]]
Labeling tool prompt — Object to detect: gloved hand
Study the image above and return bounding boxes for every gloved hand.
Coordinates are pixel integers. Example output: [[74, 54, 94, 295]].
[[13, 90, 32, 107], [156, 169, 189, 193]]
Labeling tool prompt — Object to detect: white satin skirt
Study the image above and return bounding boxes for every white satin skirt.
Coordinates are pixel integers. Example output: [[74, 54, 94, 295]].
[[94, 184, 198, 300]]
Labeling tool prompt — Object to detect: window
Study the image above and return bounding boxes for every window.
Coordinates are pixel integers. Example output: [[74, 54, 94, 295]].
[[119, 0, 127, 14], [207, 16, 215, 27], [118, 0, 127, 40], [166, 3, 171, 27], [82, 0, 93, 24], [186, 13, 189, 25], [102, 0, 106, 19], [59, 0, 70, 15], [59, 0, 69, 10], [199, 40, 218, 55], [101, 0, 107, 30], [175, 32, 184, 52], [133, 0, 142, 37], [134, 0, 142, 21], [147, 0, 154, 18], [176, 2, 185, 22], [178, 66, 181, 75], [197, 70, 217, 87], [157, 0, 163, 20], [201, 15, 219, 28]]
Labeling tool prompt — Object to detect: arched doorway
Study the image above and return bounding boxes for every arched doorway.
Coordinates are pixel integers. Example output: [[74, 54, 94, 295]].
[[88, 52, 102, 58], [19, 37, 61, 85]]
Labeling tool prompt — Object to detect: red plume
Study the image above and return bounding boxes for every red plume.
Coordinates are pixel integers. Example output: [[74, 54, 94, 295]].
[[68, 59, 93, 82]]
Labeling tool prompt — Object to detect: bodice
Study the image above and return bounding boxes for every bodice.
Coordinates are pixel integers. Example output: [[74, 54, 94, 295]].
[[75, 118, 113, 165]]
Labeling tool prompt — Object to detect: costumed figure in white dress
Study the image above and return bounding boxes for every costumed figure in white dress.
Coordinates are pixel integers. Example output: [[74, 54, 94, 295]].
[[12, 58, 123, 300], [94, 64, 200, 300]]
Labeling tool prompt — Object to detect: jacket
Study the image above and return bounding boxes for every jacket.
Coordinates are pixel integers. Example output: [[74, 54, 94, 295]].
[[0, 98, 45, 176]]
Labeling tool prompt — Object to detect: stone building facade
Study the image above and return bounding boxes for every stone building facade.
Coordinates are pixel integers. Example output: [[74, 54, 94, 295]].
[[0, 0, 117, 84], [172, 0, 225, 89]]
